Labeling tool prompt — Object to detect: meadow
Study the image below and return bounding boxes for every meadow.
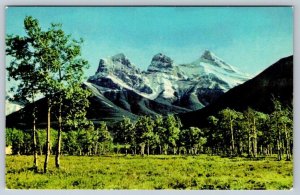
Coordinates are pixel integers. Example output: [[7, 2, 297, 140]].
[[6, 155, 292, 190]]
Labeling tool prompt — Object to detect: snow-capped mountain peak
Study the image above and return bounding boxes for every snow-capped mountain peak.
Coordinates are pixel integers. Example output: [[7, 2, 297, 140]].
[[147, 53, 174, 73], [111, 53, 133, 68], [95, 53, 140, 75], [5, 92, 24, 115], [176, 50, 250, 88], [197, 50, 237, 73], [88, 51, 251, 111], [200, 50, 215, 61]]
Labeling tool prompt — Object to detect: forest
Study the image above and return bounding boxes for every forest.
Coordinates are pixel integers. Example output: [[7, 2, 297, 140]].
[[6, 99, 293, 160]]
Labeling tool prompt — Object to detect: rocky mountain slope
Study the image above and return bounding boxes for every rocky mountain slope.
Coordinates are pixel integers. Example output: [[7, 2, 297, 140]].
[[88, 50, 250, 112]]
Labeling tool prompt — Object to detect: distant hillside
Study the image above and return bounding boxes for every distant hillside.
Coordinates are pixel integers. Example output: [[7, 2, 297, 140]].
[[6, 83, 137, 129], [179, 56, 293, 128]]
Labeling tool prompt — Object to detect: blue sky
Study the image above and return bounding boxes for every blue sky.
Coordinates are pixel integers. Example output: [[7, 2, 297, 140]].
[[6, 6, 293, 77]]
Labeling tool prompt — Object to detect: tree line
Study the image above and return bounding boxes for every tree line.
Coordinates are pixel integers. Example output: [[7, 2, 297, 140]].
[[6, 99, 293, 161], [205, 99, 292, 161], [6, 123, 112, 157]]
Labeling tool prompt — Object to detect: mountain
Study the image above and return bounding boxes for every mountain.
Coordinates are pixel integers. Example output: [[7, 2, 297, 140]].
[[84, 81, 189, 118], [5, 100, 23, 116], [5, 92, 24, 115], [6, 82, 138, 129], [88, 51, 250, 112], [177, 50, 249, 88], [178, 55, 293, 128], [6, 50, 251, 128]]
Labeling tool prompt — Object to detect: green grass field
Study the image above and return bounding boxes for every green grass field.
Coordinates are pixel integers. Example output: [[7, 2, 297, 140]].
[[6, 155, 293, 189]]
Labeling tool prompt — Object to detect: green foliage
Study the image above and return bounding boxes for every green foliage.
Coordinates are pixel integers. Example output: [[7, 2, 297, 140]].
[[135, 116, 155, 155], [6, 128, 51, 155], [6, 128, 14, 147], [114, 117, 135, 153], [63, 85, 92, 130], [6, 99, 293, 159], [153, 115, 166, 154], [36, 129, 46, 154], [6, 155, 293, 189], [96, 122, 113, 155], [217, 108, 242, 155], [6, 16, 92, 170], [63, 131, 79, 155], [179, 127, 206, 155], [270, 99, 293, 160], [204, 101, 292, 159], [162, 115, 181, 154], [6, 128, 24, 155]]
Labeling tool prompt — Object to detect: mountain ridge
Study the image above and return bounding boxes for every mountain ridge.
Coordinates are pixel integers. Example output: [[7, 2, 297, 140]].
[[178, 55, 293, 128], [88, 50, 250, 111]]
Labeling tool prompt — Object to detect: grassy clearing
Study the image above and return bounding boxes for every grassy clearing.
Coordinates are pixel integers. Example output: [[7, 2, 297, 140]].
[[6, 155, 292, 189]]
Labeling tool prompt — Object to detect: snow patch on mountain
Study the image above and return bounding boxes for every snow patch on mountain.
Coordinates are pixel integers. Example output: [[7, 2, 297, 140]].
[[178, 50, 250, 88], [5, 93, 24, 115], [143, 73, 178, 99]]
